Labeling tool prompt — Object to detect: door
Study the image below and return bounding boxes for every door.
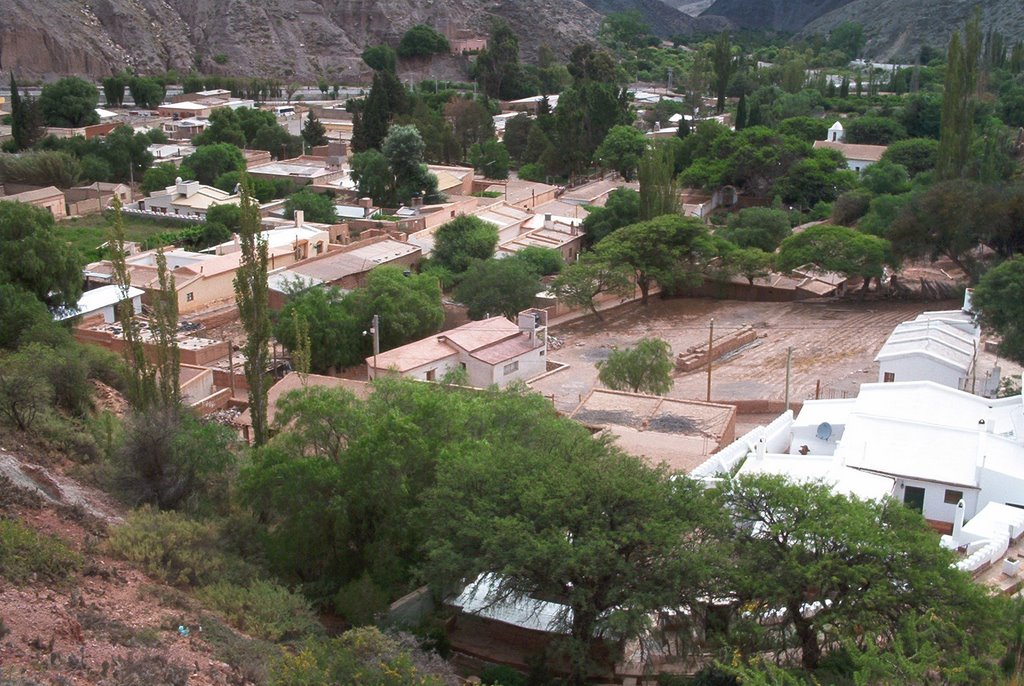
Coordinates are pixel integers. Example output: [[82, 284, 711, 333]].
[[903, 485, 925, 514]]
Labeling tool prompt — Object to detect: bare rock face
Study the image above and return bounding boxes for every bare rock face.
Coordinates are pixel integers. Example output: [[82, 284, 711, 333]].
[[1, 0, 605, 81]]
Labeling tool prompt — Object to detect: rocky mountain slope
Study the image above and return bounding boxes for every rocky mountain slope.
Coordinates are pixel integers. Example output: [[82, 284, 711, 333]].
[[659, 0, 717, 17], [803, 0, 1024, 62], [699, 0, 855, 32], [579, 0, 730, 37], [0, 0, 605, 81]]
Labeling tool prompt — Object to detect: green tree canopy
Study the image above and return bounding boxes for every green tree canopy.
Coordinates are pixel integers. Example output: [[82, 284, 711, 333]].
[[141, 162, 180, 194], [843, 116, 908, 145], [775, 224, 889, 284], [454, 258, 541, 319], [717, 207, 791, 252], [0, 200, 82, 308], [881, 138, 939, 177], [284, 189, 336, 224], [596, 125, 647, 180], [381, 124, 441, 205], [38, 77, 100, 127], [582, 188, 641, 245], [469, 139, 510, 180], [597, 337, 674, 395], [397, 24, 450, 59], [0, 284, 54, 350], [432, 215, 499, 274], [973, 255, 1024, 364], [361, 45, 398, 73], [128, 76, 166, 109], [182, 143, 246, 186], [301, 110, 328, 148], [550, 254, 633, 319]]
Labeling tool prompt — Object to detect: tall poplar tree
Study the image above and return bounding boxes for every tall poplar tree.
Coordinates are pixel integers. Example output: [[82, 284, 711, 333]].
[[937, 12, 982, 180], [233, 179, 271, 446], [710, 32, 736, 114], [152, 249, 180, 406], [638, 143, 679, 220]]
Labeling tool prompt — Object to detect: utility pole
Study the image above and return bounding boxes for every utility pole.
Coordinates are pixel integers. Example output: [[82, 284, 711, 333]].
[[784, 346, 793, 412], [370, 314, 380, 376], [706, 318, 714, 402]]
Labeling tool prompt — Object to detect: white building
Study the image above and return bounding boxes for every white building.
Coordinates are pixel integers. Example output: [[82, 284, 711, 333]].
[[137, 179, 240, 219], [813, 123, 888, 172], [367, 309, 549, 388], [54, 284, 144, 323]]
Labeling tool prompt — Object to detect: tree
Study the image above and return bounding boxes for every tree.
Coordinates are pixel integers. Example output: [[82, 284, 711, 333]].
[[973, 256, 1024, 364], [361, 45, 398, 73], [284, 189, 336, 224], [445, 98, 494, 161], [711, 32, 737, 114], [552, 80, 633, 177], [128, 76, 165, 109], [937, 13, 981, 180], [474, 20, 524, 100], [843, 116, 907, 145], [301, 110, 328, 148], [351, 69, 407, 153], [182, 143, 246, 186], [0, 344, 55, 431], [431, 215, 499, 274], [597, 338, 673, 395], [347, 266, 444, 348], [775, 224, 889, 287], [726, 475, 1006, 676], [38, 77, 99, 127], [593, 215, 713, 304], [776, 116, 828, 143], [397, 24, 450, 59], [503, 113, 533, 162], [141, 162, 179, 195], [881, 138, 938, 177], [596, 125, 647, 180], [234, 181, 272, 446], [381, 124, 440, 205], [638, 143, 679, 220], [10, 73, 44, 151], [827, 22, 865, 59], [424, 417, 716, 686], [273, 287, 357, 374], [454, 258, 541, 319], [350, 149, 391, 205], [718, 207, 791, 252], [774, 149, 856, 209], [101, 74, 127, 107], [582, 188, 641, 245], [512, 246, 563, 276], [734, 94, 748, 131], [0, 284, 53, 350], [468, 139, 510, 180], [550, 255, 633, 319], [724, 246, 774, 286], [0, 200, 82, 309], [152, 249, 180, 407], [860, 159, 910, 195]]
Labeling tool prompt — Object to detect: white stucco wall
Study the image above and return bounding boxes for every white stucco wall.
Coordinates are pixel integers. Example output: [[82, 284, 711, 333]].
[[894, 477, 980, 522], [877, 356, 967, 390]]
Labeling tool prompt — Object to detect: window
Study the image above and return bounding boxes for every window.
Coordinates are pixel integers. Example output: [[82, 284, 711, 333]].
[[186, 292, 194, 302], [883, 372, 895, 382], [425, 369, 436, 381], [539, 350, 545, 356], [944, 489, 964, 505], [503, 361, 519, 375]]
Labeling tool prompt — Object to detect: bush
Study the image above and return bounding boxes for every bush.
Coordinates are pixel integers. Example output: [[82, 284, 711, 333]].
[[103, 653, 189, 686], [831, 189, 873, 226], [109, 508, 257, 587], [517, 162, 546, 182], [333, 573, 390, 626], [0, 517, 82, 584], [198, 580, 321, 641], [480, 664, 528, 686]]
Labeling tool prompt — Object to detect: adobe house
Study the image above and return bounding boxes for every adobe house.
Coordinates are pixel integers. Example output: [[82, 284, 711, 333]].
[[367, 309, 549, 388]]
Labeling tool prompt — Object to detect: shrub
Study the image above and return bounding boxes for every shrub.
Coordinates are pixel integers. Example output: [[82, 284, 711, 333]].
[[830, 189, 873, 226], [333, 573, 390, 626], [104, 653, 189, 686], [109, 508, 256, 587], [198, 580, 321, 641], [0, 517, 82, 584], [480, 664, 528, 686]]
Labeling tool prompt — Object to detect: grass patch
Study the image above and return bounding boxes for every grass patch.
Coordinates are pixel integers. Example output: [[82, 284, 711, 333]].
[[0, 517, 81, 584], [472, 190, 503, 198], [108, 507, 259, 587], [61, 213, 198, 264]]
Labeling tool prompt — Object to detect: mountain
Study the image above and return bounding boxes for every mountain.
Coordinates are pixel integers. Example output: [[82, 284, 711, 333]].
[[0, 0, 604, 81], [699, 0, 855, 32], [579, 0, 696, 37], [802, 0, 1024, 62], [659, 0, 717, 17]]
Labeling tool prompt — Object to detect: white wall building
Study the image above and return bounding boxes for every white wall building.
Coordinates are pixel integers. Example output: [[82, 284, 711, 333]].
[[367, 309, 549, 388], [138, 179, 240, 219]]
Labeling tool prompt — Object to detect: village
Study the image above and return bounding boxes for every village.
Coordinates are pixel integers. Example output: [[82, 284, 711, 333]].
[[3, 12, 1024, 685]]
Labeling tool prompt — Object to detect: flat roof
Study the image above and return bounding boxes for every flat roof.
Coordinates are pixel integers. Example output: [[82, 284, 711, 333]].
[[248, 158, 338, 179], [290, 240, 420, 283], [738, 453, 896, 501]]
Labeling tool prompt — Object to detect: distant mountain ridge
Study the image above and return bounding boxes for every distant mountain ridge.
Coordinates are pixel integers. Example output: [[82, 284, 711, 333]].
[[698, 0, 856, 32], [580, 0, 729, 37]]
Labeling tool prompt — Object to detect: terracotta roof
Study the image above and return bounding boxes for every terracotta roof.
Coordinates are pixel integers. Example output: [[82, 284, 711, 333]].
[[471, 332, 535, 364], [813, 140, 888, 162], [368, 317, 520, 372]]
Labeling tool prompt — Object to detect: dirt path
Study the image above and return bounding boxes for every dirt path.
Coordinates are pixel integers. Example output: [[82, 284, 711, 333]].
[[533, 297, 954, 413]]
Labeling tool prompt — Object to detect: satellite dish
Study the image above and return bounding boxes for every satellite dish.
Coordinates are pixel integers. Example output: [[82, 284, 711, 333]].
[[815, 422, 833, 441]]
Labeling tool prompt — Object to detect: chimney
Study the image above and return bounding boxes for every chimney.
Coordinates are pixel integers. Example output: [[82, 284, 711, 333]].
[[963, 288, 974, 314], [359, 197, 373, 217], [754, 432, 767, 461], [543, 213, 553, 230], [294, 209, 304, 227]]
